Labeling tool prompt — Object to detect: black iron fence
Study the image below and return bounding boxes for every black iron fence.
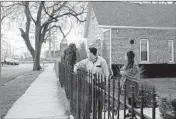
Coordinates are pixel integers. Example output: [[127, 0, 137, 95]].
[[58, 61, 158, 119]]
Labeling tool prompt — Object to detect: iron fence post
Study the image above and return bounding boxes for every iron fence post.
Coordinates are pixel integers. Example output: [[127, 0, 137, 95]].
[[124, 84, 127, 119], [77, 74, 80, 119], [131, 86, 135, 119], [152, 87, 156, 119], [112, 77, 115, 119], [117, 79, 120, 119], [140, 85, 144, 119], [108, 77, 110, 119], [104, 77, 106, 119], [92, 74, 97, 119]]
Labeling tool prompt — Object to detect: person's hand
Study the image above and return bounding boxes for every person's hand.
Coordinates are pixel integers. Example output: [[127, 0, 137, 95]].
[[120, 71, 124, 76], [74, 69, 77, 74]]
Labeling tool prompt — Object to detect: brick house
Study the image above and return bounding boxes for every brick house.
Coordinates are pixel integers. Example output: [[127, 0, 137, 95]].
[[84, 2, 176, 77]]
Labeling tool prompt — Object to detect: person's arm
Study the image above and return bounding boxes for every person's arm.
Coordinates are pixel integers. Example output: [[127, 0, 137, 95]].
[[120, 64, 126, 75], [123, 64, 140, 80], [73, 59, 87, 73], [101, 58, 110, 81], [120, 65, 126, 71]]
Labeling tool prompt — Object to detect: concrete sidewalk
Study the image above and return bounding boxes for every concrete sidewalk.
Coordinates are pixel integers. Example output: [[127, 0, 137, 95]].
[[4, 64, 68, 119]]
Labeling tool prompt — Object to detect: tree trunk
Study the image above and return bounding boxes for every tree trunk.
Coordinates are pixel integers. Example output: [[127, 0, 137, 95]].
[[33, 42, 42, 70]]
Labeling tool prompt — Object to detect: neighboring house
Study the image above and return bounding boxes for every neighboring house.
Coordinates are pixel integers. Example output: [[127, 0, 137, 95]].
[[84, 2, 176, 77]]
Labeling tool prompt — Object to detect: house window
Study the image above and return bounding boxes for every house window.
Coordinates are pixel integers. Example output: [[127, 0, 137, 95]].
[[168, 40, 174, 62], [140, 39, 149, 62]]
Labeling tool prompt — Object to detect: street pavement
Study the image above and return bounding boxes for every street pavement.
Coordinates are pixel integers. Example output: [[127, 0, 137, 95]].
[[3, 64, 68, 119]]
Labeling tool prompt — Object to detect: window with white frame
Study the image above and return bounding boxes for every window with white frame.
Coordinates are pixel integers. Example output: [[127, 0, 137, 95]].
[[168, 40, 174, 62], [140, 39, 149, 62]]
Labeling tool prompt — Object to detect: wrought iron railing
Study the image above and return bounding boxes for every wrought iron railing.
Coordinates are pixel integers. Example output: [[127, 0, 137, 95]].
[[57, 61, 158, 119]]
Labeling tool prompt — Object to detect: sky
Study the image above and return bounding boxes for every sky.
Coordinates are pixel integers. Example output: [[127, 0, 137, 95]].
[[2, 18, 85, 58]]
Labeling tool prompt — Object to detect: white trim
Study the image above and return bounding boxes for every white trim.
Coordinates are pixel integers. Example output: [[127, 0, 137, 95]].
[[168, 62, 175, 64], [110, 28, 112, 69], [139, 62, 152, 64], [140, 39, 149, 63], [102, 28, 110, 33], [168, 40, 174, 62], [99, 25, 176, 30]]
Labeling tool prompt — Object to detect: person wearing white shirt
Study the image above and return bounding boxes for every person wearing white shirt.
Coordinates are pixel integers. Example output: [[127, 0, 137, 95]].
[[74, 47, 110, 81], [74, 47, 110, 119]]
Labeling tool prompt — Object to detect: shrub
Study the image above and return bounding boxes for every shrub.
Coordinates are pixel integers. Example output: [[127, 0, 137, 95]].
[[136, 83, 155, 108], [61, 43, 77, 68], [158, 95, 175, 118], [139, 65, 145, 78]]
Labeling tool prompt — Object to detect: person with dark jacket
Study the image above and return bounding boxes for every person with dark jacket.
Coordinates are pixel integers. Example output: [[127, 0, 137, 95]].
[[120, 51, 140, 119]]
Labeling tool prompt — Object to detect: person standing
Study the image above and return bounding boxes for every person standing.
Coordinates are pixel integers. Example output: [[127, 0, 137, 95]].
[[120, 51, 140, 119], [74, 47, 110, 119]]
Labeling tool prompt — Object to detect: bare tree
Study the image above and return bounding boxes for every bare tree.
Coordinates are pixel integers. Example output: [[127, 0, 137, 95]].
[[1, 2, 23, 22], [4, 1, 87, 70]]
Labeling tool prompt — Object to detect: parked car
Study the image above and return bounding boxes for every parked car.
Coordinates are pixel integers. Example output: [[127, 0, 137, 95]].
[[5, 58, 19, 65], [14, 59, 19, 65]]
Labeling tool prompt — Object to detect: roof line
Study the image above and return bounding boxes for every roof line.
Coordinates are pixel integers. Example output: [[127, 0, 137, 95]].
[[99, 25, 176, 30]]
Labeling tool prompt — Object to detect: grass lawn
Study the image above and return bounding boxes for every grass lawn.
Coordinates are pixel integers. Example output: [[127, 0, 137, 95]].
[[1, 65, 48, 118], [112, 77, 176, 98], [141, 78, 176, 98], [103, 77, 176, 106]]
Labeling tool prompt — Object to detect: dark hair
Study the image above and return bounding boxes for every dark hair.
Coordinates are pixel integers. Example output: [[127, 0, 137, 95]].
[[125, 51, 135, 70], [89, 47, 97, 55]]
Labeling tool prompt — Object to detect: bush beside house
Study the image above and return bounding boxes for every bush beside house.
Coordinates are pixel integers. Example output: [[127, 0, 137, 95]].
[[159, 96, 176, 118]]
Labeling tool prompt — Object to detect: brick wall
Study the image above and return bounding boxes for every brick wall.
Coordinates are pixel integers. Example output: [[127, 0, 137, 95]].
[[111, 28, 176, 64]]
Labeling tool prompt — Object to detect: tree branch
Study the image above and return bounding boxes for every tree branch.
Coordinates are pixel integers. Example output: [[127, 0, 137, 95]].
[[1, 2, 23, 7], [24, 2, 36, 24], [1, 2, 19, 21], [50, 4, 86, 23], [40, 23, 49, 43], [43, 2, 67, 19], [36, 1, 44, 25], [19, 28, 35, 58], [58, 26, 65, 38], [41, 2, 67, 29], [24, 2, 31, 35], [19, 2, 35, 58], [65, 21, 72, 37]]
